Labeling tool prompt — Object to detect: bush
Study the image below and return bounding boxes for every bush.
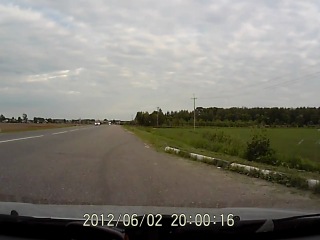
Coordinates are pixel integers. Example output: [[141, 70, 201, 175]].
[[245, 132, 277, 165]]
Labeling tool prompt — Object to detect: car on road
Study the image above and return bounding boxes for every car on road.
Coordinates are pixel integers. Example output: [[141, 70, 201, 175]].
[[94, 122, 101, 126]]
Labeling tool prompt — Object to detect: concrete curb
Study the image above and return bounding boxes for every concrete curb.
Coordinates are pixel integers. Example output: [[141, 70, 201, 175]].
[[165, 146, 229, 168], [165, 146, 319, 190]]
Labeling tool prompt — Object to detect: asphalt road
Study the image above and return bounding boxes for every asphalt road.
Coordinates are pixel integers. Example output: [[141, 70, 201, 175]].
[[0, 125, 319, 210]]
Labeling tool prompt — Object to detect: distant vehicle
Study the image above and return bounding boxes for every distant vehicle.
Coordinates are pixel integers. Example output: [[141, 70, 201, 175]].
[[94, 122, 101, 126]]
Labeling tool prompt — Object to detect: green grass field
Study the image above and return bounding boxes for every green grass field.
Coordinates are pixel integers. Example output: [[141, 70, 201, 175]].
[[199, 127, 319, 163], [124, 126, 320, 173], [140, 127, 320, 162]]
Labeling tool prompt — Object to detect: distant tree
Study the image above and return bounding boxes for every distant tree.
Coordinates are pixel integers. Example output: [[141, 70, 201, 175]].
[[172, 117, 179, 126], [296, 114, 305, 127], [150, 111, 158, 126], [141, 112, 150, 126], [17, 117, 22, 123], [34, 117, 45, 123], [22, 113, 28, 123], [135, 112, 143, 125], [134, 107, 320, 127], [0, 114, 5, 122], [158, 108, 165, 126]]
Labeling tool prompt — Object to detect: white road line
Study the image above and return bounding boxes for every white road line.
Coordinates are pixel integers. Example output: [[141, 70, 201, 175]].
[[77, 127, 92, 130], [69, 129, 79, 132], [0, 135, 44, 144], [52, 131, 68, 135]]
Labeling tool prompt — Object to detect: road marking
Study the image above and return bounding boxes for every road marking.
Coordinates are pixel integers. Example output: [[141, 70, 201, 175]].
[[78, 127, 93, 130], [298, 139, 304, 145], [52, 131, 68, 135], [69, 129, 79, 132], [0, 135, 44, 144]]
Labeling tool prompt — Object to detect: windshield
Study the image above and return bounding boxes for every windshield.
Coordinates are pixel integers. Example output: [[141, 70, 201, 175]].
[[0, 0, 319, 217]]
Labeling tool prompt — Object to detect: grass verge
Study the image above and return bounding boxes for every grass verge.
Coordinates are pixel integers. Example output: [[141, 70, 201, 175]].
[[123, 125, 320, 194], [0, 123, 79, 133]]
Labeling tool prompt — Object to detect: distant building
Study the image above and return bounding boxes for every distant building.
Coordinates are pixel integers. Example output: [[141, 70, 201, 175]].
[[53, 119, 66, 124], [78, 119, 95, 124], [33, 117, 45, 123]]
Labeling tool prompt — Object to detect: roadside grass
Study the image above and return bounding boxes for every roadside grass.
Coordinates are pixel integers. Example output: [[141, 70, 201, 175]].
[[150, 127, 320, 164], [122, 125, 320, 181], [0, 123, 78, 133], [219, 127, 320, 165]]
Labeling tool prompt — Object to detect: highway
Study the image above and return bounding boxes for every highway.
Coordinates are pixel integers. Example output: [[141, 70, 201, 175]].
[[0, 125, 319, 210]]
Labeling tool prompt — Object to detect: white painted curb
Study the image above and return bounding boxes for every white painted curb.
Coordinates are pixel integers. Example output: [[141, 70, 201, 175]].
[[165, 146, 319, 190], [164, 146, 180, 154], [307, 179, 320, 188]]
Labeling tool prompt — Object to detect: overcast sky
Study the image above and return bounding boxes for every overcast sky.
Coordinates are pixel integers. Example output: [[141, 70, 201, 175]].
[[0, 0, 319, 120]]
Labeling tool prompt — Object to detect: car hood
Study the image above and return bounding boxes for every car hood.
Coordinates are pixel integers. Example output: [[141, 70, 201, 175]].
[[0, 202, 316, 221]]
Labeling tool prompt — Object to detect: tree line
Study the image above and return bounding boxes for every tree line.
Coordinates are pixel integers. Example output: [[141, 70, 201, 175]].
[[0, 113, 28, 123], [134, 107, 320, 127]]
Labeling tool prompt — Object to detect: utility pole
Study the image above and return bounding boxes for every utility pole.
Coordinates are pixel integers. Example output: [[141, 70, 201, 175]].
[[157, 107, 159, 127], [191, 94, 197, 130]]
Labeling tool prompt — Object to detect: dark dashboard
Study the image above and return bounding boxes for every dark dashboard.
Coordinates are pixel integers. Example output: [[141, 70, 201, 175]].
[[0, 213, 320, 240]]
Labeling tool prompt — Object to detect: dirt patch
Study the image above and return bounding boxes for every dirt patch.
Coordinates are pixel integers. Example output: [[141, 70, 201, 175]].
[[0, 123, 78, 133]]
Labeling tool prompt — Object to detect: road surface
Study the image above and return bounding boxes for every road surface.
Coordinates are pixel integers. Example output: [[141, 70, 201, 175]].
[[0, 125, 319, 210]]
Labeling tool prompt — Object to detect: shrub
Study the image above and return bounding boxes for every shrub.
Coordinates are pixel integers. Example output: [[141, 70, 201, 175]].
[[245, 132, 277, 165], [287, 156, 303, 169]]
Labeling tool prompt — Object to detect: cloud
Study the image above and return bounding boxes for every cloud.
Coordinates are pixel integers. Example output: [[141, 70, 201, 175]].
[[0, 0, 319, 119], [25, 70, 70, 82], [24, 68, 84, 83]]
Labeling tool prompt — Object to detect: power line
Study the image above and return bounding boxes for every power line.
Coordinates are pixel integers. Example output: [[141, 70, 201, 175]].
[[200, 69, 320, 100], [261, 73, 318, 90]]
